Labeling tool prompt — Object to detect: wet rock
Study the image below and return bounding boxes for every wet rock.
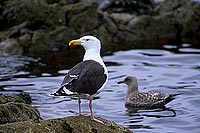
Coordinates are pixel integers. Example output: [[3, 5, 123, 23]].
[[0, 0, 200, 56], [31, 30, 50, 53], [49, 26, 77, 51], [0, 93, 32, 104], [97, 12, 178, 50], [0, 31, 8, 42], [99, 0, 155, 15], [0, 102, 40, 125], [47, 0, 78, 5], [158, 0, 189, 14], [8, 21, 30, 38], [19, 33, 32, 50], [100, 12, 118, 36], [175, 0, 200, 45], [98, 0, 200, 50], [110, 13, 135, 25], [0, 116, 132, 133], [0, 38, 23, 54], [2, 0, 65, 29], [30, 26, 77, 53], [0, 0, 8, 30], [127, 13, 178, 42], [0, 93, 40, 125], [63, 1, 98, 34], [152, 0, 200, 46], [96, 24, 112, 52], [0, 0, 68, 54]]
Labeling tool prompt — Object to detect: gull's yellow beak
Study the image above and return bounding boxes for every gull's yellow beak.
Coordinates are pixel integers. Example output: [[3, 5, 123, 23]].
[[69, 40, 81, 47]]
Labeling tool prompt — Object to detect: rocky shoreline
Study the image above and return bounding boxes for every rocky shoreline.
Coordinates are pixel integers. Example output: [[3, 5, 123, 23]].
[[0, 93, 132, 132], [0, 93, 41, 125], [0, 0, 199, 56], [0, 115, 132, 133]]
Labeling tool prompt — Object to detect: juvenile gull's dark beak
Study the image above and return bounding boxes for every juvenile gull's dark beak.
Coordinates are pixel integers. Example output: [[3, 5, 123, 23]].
[[117, 81, 124, 84]]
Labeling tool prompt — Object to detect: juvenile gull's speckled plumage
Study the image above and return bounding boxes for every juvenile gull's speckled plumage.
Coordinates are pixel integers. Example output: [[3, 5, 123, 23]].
[[51, 36, 108, 124], [118, 76, 177, 109]]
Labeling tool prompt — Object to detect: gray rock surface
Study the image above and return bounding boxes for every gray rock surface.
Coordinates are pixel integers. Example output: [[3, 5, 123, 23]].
[[0, 93, 40, 125], [0, 39, 23, 54], [0, 116, 133, 133], [0, 0, 199, 55]]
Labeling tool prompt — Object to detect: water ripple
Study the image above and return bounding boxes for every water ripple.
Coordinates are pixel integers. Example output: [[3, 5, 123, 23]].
[[0, 47, 200, 133]]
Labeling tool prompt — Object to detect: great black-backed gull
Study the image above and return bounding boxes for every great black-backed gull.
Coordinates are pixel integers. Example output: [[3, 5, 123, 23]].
[[118, 76, 177, 109], [51, 35, 108, 124]]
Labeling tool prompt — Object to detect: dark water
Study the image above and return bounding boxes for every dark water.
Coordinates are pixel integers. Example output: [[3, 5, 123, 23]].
[[0, 44, 200, 133]]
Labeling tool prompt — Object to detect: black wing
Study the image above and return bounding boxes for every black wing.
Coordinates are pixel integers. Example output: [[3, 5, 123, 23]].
[[54, 60, 107, 96]]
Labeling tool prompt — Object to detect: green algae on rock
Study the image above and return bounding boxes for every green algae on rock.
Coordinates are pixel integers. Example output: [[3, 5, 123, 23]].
[[0, 93, 40, 125], [0, 116, 133, 133]]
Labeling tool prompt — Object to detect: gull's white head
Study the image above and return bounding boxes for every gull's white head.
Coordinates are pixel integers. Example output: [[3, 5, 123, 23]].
[[69, 35, 101, 52]]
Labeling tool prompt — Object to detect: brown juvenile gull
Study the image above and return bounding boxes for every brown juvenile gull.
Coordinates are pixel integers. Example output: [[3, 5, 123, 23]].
[[51, 35, 108, 124], [118, 76, 177, 109]]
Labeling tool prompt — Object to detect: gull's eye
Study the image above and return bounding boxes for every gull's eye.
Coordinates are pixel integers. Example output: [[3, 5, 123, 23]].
[[86, 39, 89, 41]]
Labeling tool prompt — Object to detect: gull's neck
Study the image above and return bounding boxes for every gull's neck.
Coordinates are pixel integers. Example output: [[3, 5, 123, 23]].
[[83, 49, 108, 75], [127, 83, 139, 96], [83, 49, 103, 65]]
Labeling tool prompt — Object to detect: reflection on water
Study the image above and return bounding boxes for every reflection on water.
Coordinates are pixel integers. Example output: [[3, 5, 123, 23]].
[[0, 44, 200, 133], [126, 107, 176, 118], [0, 55, 38, 80]]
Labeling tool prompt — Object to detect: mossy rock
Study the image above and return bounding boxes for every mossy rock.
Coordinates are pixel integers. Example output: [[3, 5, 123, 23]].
[[63, 1, 98, 34], [3, 0, 65, 29], [0, 92, 32, 104], [0, 116, 133, 133], [0, 102, 40, 125], [0, 93, 40, 125]]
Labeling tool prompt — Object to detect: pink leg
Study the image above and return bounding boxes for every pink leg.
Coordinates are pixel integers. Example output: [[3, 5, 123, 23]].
[[77, 97, 82, 116], [89, 99, 104, 124]]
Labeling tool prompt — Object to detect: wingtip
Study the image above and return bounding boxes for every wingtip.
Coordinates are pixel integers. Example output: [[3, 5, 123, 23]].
[[49, 92, 63, 96], [49, 91, 72, 97], [49, 92, 57, 96], [170, 93, 182, 97]]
